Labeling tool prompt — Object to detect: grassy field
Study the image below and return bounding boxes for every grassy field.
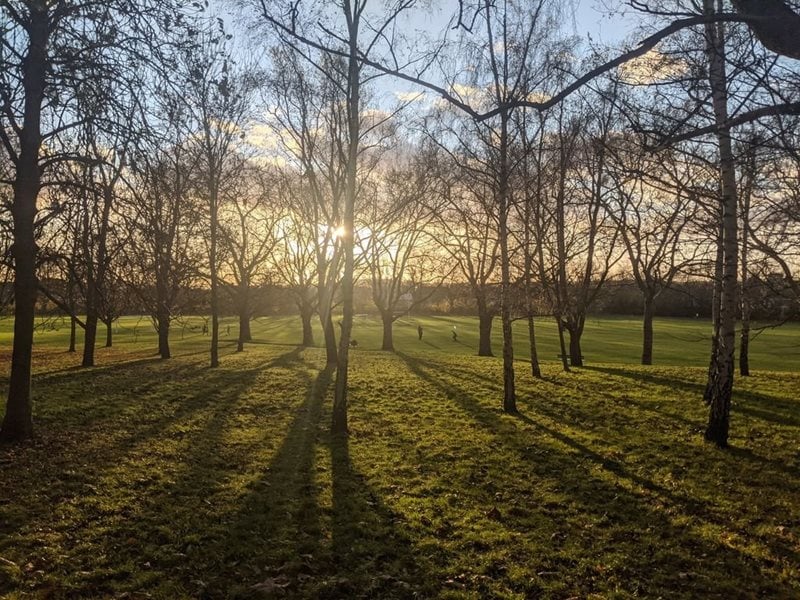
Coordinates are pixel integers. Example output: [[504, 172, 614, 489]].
[[1, 312, 799, 371], [0, 315, 799, 598]]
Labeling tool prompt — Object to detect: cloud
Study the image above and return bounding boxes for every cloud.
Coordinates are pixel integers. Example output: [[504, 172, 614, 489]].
[[526, 91, 552, 104], [394, 91, 427, 103], [451, 83, 480, 100], [246, 123, 280, 151], [618, 49, 687, 85]]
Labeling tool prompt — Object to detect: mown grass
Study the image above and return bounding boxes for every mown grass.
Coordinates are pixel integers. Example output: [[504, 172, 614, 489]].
[[2, 313, 799, 371], [0, 316, 799, 598]]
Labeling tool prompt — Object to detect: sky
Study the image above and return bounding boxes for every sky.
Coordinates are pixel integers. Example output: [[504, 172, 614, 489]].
[[211, 0, 641, 152], [214, 0, 638, 59]]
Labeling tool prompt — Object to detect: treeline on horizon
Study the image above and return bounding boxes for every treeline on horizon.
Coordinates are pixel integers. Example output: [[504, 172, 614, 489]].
[[9, 277, 798, 323]]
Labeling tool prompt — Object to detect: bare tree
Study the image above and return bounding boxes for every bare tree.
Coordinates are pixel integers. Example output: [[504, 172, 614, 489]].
[[605, 141, 701, 364], [359, 158, 448, 351], [0, 0, 184, 441], [255, 0, 416, 434], [183, 30, 256, 367], [123, 100, 204, 360], [220, 163, 282, 352], [272, 190, 319, 347]]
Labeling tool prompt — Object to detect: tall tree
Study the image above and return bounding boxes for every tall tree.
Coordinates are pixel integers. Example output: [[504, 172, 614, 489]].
[[605, 141, 700, 365], [256, 0, 416, 434], [183, 30, 255, 367], [0, 0, 183, 441], [359, 159, 447, 351]]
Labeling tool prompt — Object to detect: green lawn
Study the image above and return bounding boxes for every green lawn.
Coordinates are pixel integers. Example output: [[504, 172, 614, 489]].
[[2, 313, 798, 371], [0, 315, 799, 598]]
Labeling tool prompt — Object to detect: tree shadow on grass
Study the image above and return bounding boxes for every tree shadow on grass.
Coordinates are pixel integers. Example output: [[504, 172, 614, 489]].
[[164, 362, 434, 599], [0, 347, 308, 596], [584, 364, 800, 429], [144, 359, 331, 599], [395, 351, 796, 597], [327, 433, 430, 599]]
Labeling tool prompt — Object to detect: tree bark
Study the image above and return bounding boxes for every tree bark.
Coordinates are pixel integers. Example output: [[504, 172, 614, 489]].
[[497, 114, 516, 412], [104, 319, 113, 348], [740, 150, 753, 377], [157, 309, 171, 359], [69, 316, 77, 353], [209, 196, 220, 367], [704, 0, 739, 448], [67, 273, 77, 353], [322, 312, 338, 365], [477, 301, 494, 357], [82, 310, 98, 367], [332, 13, 361, 436], [704, 212, 724, 403], [568, 325, 584, 367], [1, 7, 49, 442], [300, 309, 314, 347], [642, 292, 655, 365], [381, 312, 394, 352], [238, 279, 252, 351], [556, 315, 570, 372], [528, 315, 542, 378]]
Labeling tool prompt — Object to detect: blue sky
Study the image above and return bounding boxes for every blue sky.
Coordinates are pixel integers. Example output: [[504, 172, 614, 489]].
[[213, 0, 639, 117]]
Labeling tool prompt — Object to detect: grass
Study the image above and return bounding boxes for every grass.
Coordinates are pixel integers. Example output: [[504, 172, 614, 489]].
[[0, 315, 799, 598], [2, 312, 799, 371]]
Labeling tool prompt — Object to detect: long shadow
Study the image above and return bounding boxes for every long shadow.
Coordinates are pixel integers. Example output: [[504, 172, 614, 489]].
[[156, 363, 334, 598], [329, 434, 433, 598], [0, 347, 306, 558], [585, 364, 800, 428], [394, 351, 797, 596], [135, 359, 332, 598], [430, 354, 800, 484], [183, 361, 435, 599]]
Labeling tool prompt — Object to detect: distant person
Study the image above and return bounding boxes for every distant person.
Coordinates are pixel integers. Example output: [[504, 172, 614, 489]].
[[452, 326, 458, 342], [418, 324, 423, 341]]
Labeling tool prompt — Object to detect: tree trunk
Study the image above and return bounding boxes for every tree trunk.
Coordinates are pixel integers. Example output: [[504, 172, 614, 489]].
[[332, 17, 361, 436], [237, 313, 249, 353], [82, 310, 98, 367], [528, 315, 541, 378], [209, 177, 220, 367], [642, 293, 655, 365], [477, 304, 494, 357], [67, 269, 76, 353], [739, 314, 750, 376], [704, 213, 725, 403], [105, 319, 112, 348], [69, 316, 77, 353], [740, 149, 753, 377], [568, 326, 583, 367], [497, 113, 516, 413], [320, 312, 337, 364], [556, 316, 570, 372], [237, 281, 252, 353], [157, 310, 171, 359], [300, 309, 314, 347], [704, 0, 738, 448], [239, 314, 252, 342], [1, 7, 48, 443], [209, 266, 219, 366], [381, 312, 394, 352]]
